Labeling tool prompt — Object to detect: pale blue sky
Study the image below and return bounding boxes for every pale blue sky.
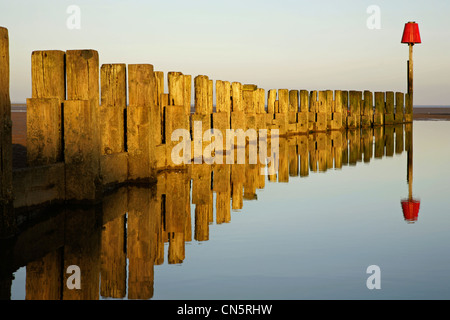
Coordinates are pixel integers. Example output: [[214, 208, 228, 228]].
[[1, 0, 449, 105]]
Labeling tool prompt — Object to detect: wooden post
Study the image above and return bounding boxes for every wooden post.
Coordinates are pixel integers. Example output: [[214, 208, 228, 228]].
[[348, 91, 361, 129], [395, 92, 404, 123], [0, 27, 14, 237], [63, 100, 101, 201], [373, 92, 385, 126], [127, 64, 158, 182], [242, 84, 257, 131], [362, 90, 373, 128], [100, 64, 126, 155], [297, 90, 309, 133], [385, 91, 395, 125]]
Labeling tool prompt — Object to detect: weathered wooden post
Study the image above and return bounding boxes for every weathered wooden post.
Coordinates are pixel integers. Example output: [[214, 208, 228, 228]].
[[127, 64, 158, 182], [255, 88, 266, 130], [331, 90, 343, 130], [362, 90, 373, 128], [65, 50, 102, 201], [401, 22, 421, 122], [27, 50, 65, 166], [0, 27, 14, 237], [348, 91, 361, 129], [230, 82, 246, 149], [266, 89, 277, 127], [100, 64, 126, 154], [274, 89, 289, 135], [374, 92, 385, 126], [288, 90, 299, 133], [395, 92, 405, 123], [214, 80, 232, 153], [385, 91, 395, 125], [297, 90, 309, 133], [242, 84, 257, 135]]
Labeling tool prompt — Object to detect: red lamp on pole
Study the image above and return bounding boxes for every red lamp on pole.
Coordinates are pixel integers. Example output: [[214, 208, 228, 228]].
[[401, 22, 421, 106]]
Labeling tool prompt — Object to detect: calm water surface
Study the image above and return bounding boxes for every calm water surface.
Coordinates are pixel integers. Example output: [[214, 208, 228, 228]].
[[6, 121, 450, 300]]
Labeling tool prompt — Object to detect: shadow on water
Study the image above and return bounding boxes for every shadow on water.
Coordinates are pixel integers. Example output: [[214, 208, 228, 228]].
[[0, 124, 418, 300]]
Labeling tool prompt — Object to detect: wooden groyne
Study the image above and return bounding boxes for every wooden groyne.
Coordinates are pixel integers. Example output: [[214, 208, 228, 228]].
[[0, 26, 414, 216]]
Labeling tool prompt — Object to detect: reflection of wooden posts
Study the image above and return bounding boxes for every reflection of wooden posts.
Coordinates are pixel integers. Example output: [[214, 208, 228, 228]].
[[348, 129, 361, 165], [385, 125, 395, 157], [214, 164, 231, 224], [329, 131, 342, 169], [298, 135, 309, 177], [361, 128, 373, 163], [362, 90, 373, 128], [165, 172, 189, 264], [63, 207, 102, 300], [25, 250, 62, 300], [278, 137, 289, 182], [231, 164, 245, 208], [308, 134, 318, 173], [385, 91, 395, 125], [395, 124, 404, 154], [192, 164, 213, 240], [373, 126, 385, 158], [395, 92, 405, 124], [317, 133, 329, 172], [100, 213, 127, 299], [374, 92, 385, 126], [288, 137, 299, 176], [127, 186, 157, 299]]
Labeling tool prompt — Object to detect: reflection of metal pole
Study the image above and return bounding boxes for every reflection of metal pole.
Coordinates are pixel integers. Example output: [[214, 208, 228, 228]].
[[407, 137, 413, 201]]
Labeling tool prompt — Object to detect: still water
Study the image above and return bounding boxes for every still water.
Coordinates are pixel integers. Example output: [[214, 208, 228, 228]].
[[5, 121, 450, 300]]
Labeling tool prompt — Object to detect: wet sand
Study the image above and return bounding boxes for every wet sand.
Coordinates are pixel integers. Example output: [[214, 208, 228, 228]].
[[10, 107, 450, 169]]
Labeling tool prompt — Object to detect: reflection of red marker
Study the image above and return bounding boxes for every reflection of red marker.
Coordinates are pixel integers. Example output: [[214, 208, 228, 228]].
[[401, 199, 420, 223], [401, 131, 420, 223]]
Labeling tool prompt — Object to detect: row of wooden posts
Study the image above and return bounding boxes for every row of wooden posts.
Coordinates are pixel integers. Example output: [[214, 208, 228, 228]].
[[23, 48, 413, 201], [1, 26, 414, 208]]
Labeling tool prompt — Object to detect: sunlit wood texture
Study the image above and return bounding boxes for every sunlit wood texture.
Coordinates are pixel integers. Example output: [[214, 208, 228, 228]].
[[385, 91, 395, 125], [127, 64, 158, 182], [374, 91, 385, 126], [31, 50, 65, 100], [26, 98, 62, 166], [362, 90, 373, 128], [63, 99, 101, 201], [395, 92, 405, 124], [100, 64, 126, 154]]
